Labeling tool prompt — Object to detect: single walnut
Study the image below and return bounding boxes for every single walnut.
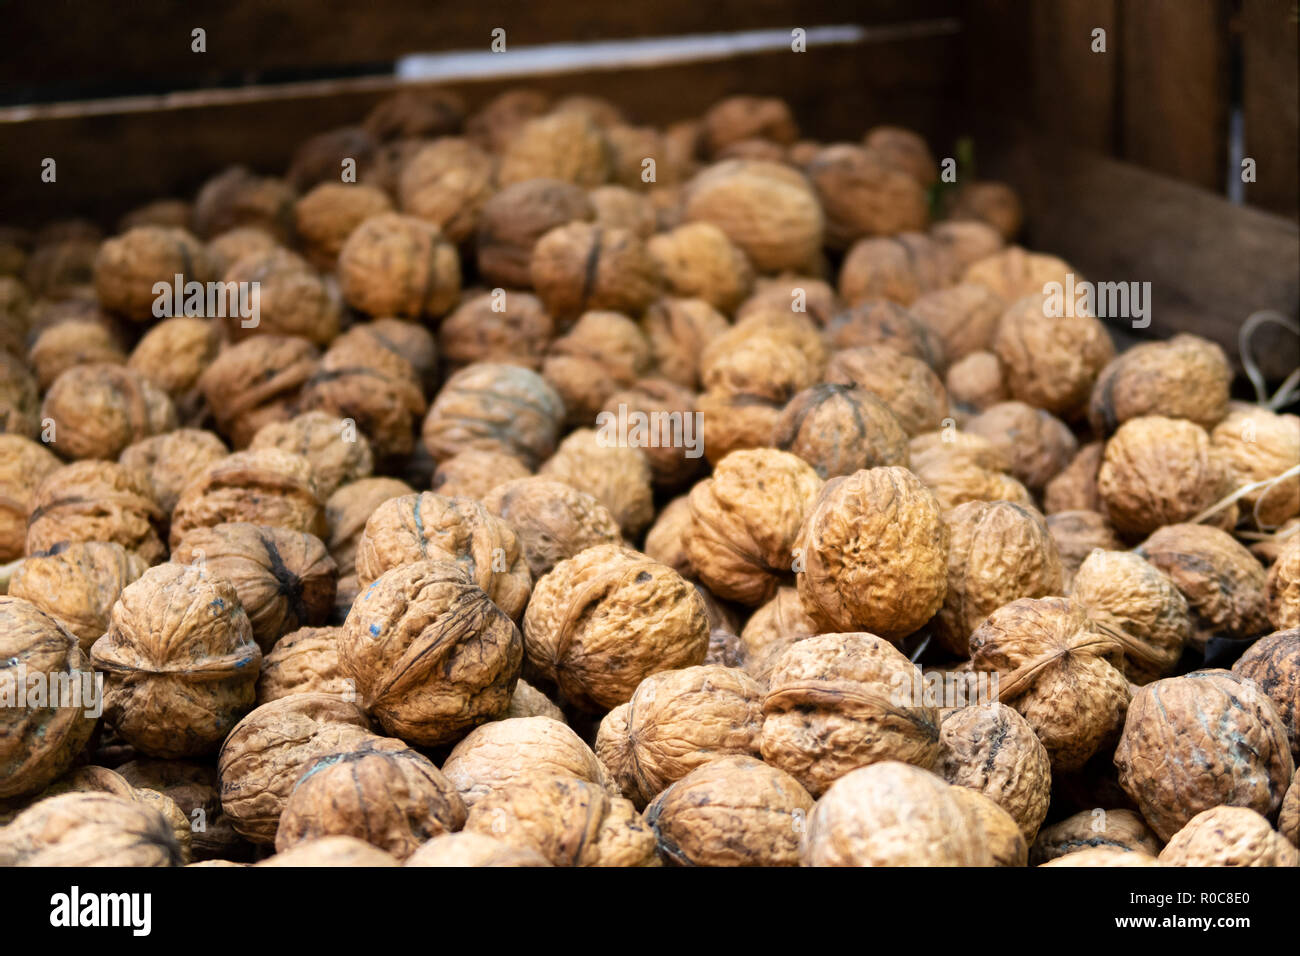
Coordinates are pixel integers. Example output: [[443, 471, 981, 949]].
[[483, 477, 622, 578], [947, 181, 1023, 238], [0, 792, 181, 867], [599, 379, 704, 488], [353, 492, 531, 619], [398, 138, 495, 243], [31, 322, 128, 390], [127, 317, 218, 419], [337, 213, 460, 319], [1115, 669, 1294, 840], [862, 126, 938, 186], [438, 290, 554, 372], [41, 363, 176, 460], [643, 495, 692, 576], [698, 329, 820, 432], [1089, 334, 1232, 435], [1047, 510, 1123, 584], [23, 236, 99, 299], [761, 634, 940, 797], [275, 741, 466, 859], [645, 755, 813, 867], [1158, 806, 1298, 867], [257, 626, 349, 705], [646, 223, 754, 314], [93, 226, 214, 322], [257, 835, 399, 867], [191, 166, 295, 241], [1268, 536, 1300, 630], [773, 384, 910, 479], [1137, 524, 1270, 646], [740, 586, 818, 660], [1044, 441, 1105, 514], [364, 88, 465, 141], [588, 185, 656, 237], [825, 300, 945, 369], [1281, 772, 1299, 847], [442, 716, 611, 808], [929, 221, 1005, 272], [199, 335, 320, 448], [114, 758, 239, 862], [935, 501, 1064, 657], [963, 246, 1073, 303], [1232, 629, 1300, 760], [423, 362, 565, 469], [701, 96, 798, 156], [806, 144, 928, 248], [503, 679, 566, 722], [1, 348, 41, 437], [497, 112, 611, 188], [170, 449, 325, 548], [27, 460, 166, 564], [217, 693, 376, 843], [118, 199, 192, 232], [596, 665, 764, 808], [406, 831, 551, 867], [796, 467, 949, 640], [0, 436, 59, 561], [221, 247, 340, 345], [205, 225, 282, 276], [430, 450, 530, 501], [1211, 405, 1300, 529], [250, 411, 374, 500], [695, 391, 784, 465], [992, 293, 1114, 418], [466, 89, 551, 151], [530, 222, 661, 321], [839, 234, 955, 307], [945, 350, 1007, 413], [801, 762, 995, 866], [912, 452, 1036, 515], [1030, 808, 1162, 864], [540, 428, 655, 536], [964, 401, 1078, 493], [543, 310, 653, 425], [523, 544, 708, 711], [947, 785, 1028, 866], [910, 428, 1010, 472], [292, 183, 392, 270], [736, 275, 842, 328], [118, 429, 228, 521], [825, 346, 949, 436], [938, 703, 1051, 841], [475, 179, 593, 289], [9, 542, 147, 653], [969, 597, 1130, 771]]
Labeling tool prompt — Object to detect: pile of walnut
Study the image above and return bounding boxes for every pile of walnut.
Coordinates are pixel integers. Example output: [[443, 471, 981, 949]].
[[1, 89, 1297, 868]]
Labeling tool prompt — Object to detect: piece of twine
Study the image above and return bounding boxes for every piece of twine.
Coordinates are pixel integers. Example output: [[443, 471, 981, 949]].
[[1188, 463, 1300, 532], [1240, 309, 1300, 411]]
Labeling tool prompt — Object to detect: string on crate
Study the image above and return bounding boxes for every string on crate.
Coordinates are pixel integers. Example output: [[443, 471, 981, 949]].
[[1239, 309, 1300, 411]]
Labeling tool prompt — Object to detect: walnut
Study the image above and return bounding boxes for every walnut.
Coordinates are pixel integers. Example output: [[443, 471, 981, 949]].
[[93, 226, 214, 322], [825, 300, 945, 369], [398, 138, 496, 243], [969, 597, 1130, 771], [643, 494, 692, 576], [523, 544, 708, 711], [1115, 669, 1293, 840], [1211, 404, 1300, 528], [1030, 808, 1162, 864], [604, 124, 675, 188], [302, 328, 427, 460], [935, 501, 1064, 657], [1268, 536, 1300, 630], [530, 222, 661, 321], [947, 785, 1028, 866], [483, 477, 622, 578], [438, 290, 554, 372], [684, 449, 822, 605], [128, 317, 218, 418], [910, 428, 1010, 472], [945, 350, 1007, 413], [825, 346, 949, 436], [119, 199, 192, 232], [337, 213, 460, 319], [1039, 846, 1160, 867], [740, 586, 818, 660], [275, 740, 466, 859], [364, 88, 465, 141], [1089, 334, 1232, 435], [497, 112, 611, 188], [1044, 441, 1105, 514], [205, 225, 282, 276], [596, 665, 764, 808], [796, 467, 949, 640], [737, 275, 842, 327], [118, 429, 228, 521], [1138, 524, 1270, 646], [27, 319, 126, 392], [250, 411, 374, 499], [199, 334, 319, 448], [442, 716, 611, 808], [801, 761, 995, 866], [646, 223, 754, 313], [115, 758, 242, 862], [1047, 510, 1123, 584], [191, 167, 294, 242], [430, 450, 529, 500], [701, 96, 798, 157], [467, 89, 551, 151], [543, 311, 652, 426], [773, 384, 909, 478], [0, 277, 30, 355], [806, 144, 929, 248], [0, 792, 181, 866], [938, 703, 1051, 841], [1069, 550, 1191, 684], [405, 831, 551, 867], [966, 401, 1078, 492], [0, 598, 97, 798], [0, 436, 59, 561], [292, 183, 393, 270], [862, 126, 938, 186], [23, 236, 99, 299], [947, 181, 1023, 238], [1281, 772, 1299, 847], [475, 179, 593, 289], [41, 363, 176, 460], [257, 626, 349, 705], [839, 234, 955, 307], [683, 160, 823, 273], [963, 246, 1073, 303], [8, 542, 147, 652], [347, 316, 437, 393], [1158, 806, 1298, 867], [353, 492, 530, 619], [694, 391, 782, 465], [645, 755, 813, 866], [911, 452, 1036, 515], [257, 835, 398, 867], [992, 293, 1115, 417], [26, 460, 166, 564], [286, 125, 377, 192], [599, 379, 703, 488], [1232, 629, 1300, 760], [540, 428, 654, 536], [588, 185, 656, 237], [503, 679, 566, 722], [170, 448, 325, 548], [929, 220, 1005, 272], [217, 693, 376, 843], [423, 362, 565, 469], [221, 248, 340, 345]]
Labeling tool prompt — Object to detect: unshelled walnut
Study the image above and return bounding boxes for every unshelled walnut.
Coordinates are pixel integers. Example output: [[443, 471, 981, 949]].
[[287, 125, 377, 193], [1280, 772, 1299, 847], [543, 310, 652, 425], [825, 300, 944, 369], [93, 226, 214, 322], [483, 477, 622, 578], [337, 213, 460, 319], [497, 112, 611, 188], [117, 432, 226, 524], [740, 586, 818, 660], [475, 179, 593, 289], [523, 544, 708, 711], [1044, 442, 1104, 514], [257, 626, 350, 705], [935, 501, 1063, 656], [1137, 523, 1270, 646], [292, 183, 393, 270], [929, 221, 1005, 272], [364, 88, 465, 141], [825, 346, 949, 437], [1232, 629, 1299, 760], [0, 792, 182, 866], [199, 334, 319, 448], [992, 293, 1114, 418], [9, 542, 147, 653], [965, 401, 1078, 492], [257, 835, 399, 867], [398, 138, 495, 243], [406, 831, 551, 866], [1268, 536, 1300, 630], [701, 96, 797, 157], [862, 126, 938, 186], [646, 223, 754, 313], [26, 460, 166, 565], [28, 319, 125, 392], [938, 703, 1051, 841], [969, 597, 1129, 771], [736, 275, 841, 327], [801, 762, 995, 866], [945, 350, 1007, 412], [773, 384, 909, 479], [438, 290, 554, 371], [0, 435, 59, 561], [442, 716, 612, 808], [1211, 404, 1300, 529], [313, 479, 411, 588], [1159, 806, 1298, 867], [1030, 808, 1162, 865], [169, 448, 325, 548], [114, 758, 241, 862], [423, 362, 565, 469], [596, 665, 763, 808], [806, 145, 928, 249], [796, 466, 948, 640], [1115, 670, 1294, 840], [530, 222, 661, 320], [191, 166, 294, 241], [761, 634, 940, 797], [503, 679, 566, 722], [645, 755, 813, 867], [23, 235, 98, 299], [275, 740, 466, 859], [947, 181, 1023, 239], [962, 246, 1072, 303], [0, 349, 40, 438], [127, 317, 218, 419], [839, 234, 955, 307], [684, 449, 822, 606], [250, 411, 374, 500], [910, 283, 1009, 365], [353, 492, 530, 618], [41, 363, 176, 460], [540, 428, 655, 536], [1089, 334, 1232, 435], [642, 495, 691, 576], [588, 185, 656, 237], [947, 785, 1028, 866], [430, 450, 529, 501], [205, 225, 282, 276], [1047, 510, 1123, 584], [599, 379, 703, 488], [221, 247, 340, 345]]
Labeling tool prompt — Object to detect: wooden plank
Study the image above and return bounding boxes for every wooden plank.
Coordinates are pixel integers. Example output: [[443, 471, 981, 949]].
[[1120, 0, 1230, 192], [1, 0, 957, 93], [1030, 0, 1118, 153], [1241, 0, 1300, 219], [0, 34, 959, 228]]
